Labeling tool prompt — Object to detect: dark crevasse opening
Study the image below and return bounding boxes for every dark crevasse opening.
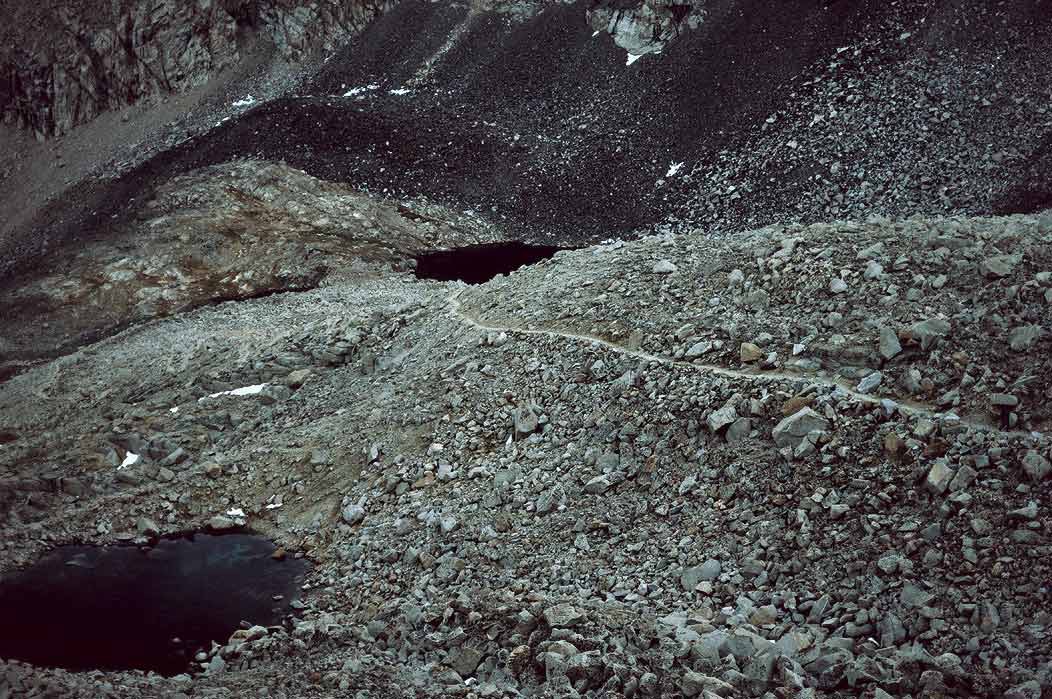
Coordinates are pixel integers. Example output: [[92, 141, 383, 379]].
[[0, 533, 308, 676], [413, 242, 568, 284]]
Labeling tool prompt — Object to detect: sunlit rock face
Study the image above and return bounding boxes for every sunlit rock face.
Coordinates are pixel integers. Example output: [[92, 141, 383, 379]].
[[587, 0, 705, 60]]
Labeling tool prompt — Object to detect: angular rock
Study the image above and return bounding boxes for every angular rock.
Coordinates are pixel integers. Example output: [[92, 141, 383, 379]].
[[772, 408, 829, 448], [878, 326, 902, 360], [926, 460, 955, 494], [1008, 324, 1044, 352], [543, 603, 586, 628], [910, 318, 951, 350], [740, 342, 763, 363], [707, 405, 738, 433], [1021, 450, 1051, 481]]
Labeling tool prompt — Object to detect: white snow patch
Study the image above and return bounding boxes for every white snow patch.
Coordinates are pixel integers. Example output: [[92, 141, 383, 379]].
[[342, 84, 380, 97], [169, 407, 179, 414], [232, 95, 257, 108], [204, 384, 268, 400], [626, 53, 643, 66], [226, 508, 246, 518], [592, 30, 600, 37], [118, 452, 140, 470], [665, 161, 684, 178], [389, 88, 412, 96]]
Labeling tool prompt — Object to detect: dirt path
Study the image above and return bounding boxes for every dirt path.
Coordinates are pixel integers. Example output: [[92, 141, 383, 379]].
[[448, 292, 1043, 440]]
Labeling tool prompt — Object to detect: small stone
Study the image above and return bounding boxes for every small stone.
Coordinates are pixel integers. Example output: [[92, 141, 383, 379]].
[[878, 326, 902, 360], [653, 259, 677, 274], [1008, 324, 1043, 352], [772, 408, 829, 449], [707, 405, 739, 433], [856, 371, 883, 394], [948, 465, 977, 492], [543, 603, 586, 628], [341, 503, 366, 525], [740, 342, 763, 363], [910, 318, 951, 350], [829, 277, 849, 294], [513, 405, 539, 437], [1008, 501, 1038, 520], [584, 474, 612, 494], [926, 460, 954, 494], [136, 517, 160, 537], [207, 515, 237, 531], [990, 393, 1019, 408], [1004, 680, 1042, 699], [685, 340, 713, 358], [863, 260, 884, 279], [1021, 450, 1051, 481], [680, 559, 722, 590], [980, 254, 1019, 278], [285, 369, 312, 389], [450, 647, 483, 677]]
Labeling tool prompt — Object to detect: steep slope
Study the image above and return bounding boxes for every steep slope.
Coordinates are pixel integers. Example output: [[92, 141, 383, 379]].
[[4, 0, 1050, 287]]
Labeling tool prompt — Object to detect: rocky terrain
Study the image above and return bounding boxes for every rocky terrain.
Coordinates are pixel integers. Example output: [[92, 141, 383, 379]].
[[2, 213, 1051, 698], [1, 1, 1051, 698]]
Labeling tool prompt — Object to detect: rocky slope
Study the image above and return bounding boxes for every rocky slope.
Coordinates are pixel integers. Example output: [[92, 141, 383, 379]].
[[4, 0, 1051, 285], [1, 214, 1049, 698], [1, 1, 1051, 698]]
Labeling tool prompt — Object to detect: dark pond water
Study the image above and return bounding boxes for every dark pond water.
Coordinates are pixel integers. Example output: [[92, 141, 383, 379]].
[[0, 533, 307, 675], [414, 242, 567, 284]]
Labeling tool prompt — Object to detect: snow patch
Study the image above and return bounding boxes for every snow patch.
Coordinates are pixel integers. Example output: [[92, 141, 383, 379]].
[[118, 452, 140, 470], [389, 88, 412, 96], [232, 96, 257, 108], [226, 508, 246, 518], [342, 84, 380, 97], [666, 161, 685, 178], [202, 384, 268, 401], [626, 53, 643, 66]]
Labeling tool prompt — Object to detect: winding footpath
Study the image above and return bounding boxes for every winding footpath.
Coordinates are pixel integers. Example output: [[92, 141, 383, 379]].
[[448, 292, 1045, 441]]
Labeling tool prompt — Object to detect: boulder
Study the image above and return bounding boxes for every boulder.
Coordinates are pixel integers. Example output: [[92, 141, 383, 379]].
[[772, 408, 829, 448]]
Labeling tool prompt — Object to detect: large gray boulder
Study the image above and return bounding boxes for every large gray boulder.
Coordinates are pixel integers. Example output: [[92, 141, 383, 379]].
[[772, 407, 830, 448]]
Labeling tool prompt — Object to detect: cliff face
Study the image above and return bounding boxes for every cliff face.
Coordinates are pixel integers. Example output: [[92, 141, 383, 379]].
[[0, 0, 394, 139]]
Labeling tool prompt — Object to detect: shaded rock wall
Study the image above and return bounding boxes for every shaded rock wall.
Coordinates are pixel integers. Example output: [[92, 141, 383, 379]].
[[0, 0, 394, 139]]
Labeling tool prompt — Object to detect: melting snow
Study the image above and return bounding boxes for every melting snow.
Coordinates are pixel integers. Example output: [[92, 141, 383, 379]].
[[626, 53, 643, 66], [592, 30, 600, 37], [232, 95, 256, 108], [118, 452, 140, 470], [226, 508, 246, 518], [342, 84, 380, 97], [203, 384, 268, 400], [389, 88, 412, 96], [666, 161, 685, 178]]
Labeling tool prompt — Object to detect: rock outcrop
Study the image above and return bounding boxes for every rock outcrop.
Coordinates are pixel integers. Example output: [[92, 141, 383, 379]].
[[0, 0, 394, 139]]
